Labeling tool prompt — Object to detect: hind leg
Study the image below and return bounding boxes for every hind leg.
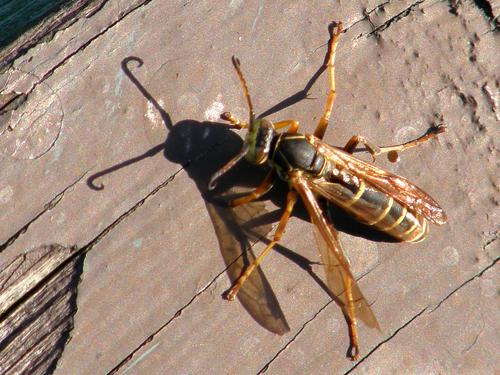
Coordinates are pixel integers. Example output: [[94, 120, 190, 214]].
[[343, 125, 447, 162]]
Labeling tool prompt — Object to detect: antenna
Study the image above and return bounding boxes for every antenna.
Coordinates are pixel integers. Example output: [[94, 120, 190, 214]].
[[208, 143, 250, 190], [231, 56, 255, 124]]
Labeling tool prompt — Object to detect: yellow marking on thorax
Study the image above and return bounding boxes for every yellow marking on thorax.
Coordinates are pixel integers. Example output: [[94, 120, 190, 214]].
[[380, 206, 407, 231], [367, 197, 394, 225], [272, 135, 284, 161], [282, 135, 306, 141], [316, 154, 329, 177], [344, 180, 366, 207]]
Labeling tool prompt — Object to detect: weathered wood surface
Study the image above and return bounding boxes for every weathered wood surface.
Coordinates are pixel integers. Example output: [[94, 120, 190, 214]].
[[0, 244, 83, 375], [0, 1, 498, 374], [0, 0, 108, 71]]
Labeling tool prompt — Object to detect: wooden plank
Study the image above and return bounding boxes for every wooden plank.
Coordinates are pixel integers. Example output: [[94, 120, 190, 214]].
[[0, 0, 498, 374], [0, 245, 83, 375]]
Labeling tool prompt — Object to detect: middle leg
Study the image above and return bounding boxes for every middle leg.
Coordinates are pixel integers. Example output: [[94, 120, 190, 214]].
[[225, 190, 298, 300], [229, 170, 276, 207]]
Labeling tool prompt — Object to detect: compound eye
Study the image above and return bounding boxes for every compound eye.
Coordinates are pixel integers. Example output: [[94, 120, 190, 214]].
[[254, 124, 274, 164]]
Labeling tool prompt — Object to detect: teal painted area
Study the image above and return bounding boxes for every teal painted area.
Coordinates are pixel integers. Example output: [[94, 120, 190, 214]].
[[127, 30, 138, 46], [122, 342, 160, 374], [0, 0, 76, 49], [132, 238, 143, 249], [114, 69, 124, 96]]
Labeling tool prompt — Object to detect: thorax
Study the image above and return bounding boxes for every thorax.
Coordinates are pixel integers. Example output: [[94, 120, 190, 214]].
[[270, 133, 328, 181]]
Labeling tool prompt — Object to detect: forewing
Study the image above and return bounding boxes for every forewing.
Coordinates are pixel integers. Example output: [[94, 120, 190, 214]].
[[291, 174, 379, 329], [311, 138, 447, 225]]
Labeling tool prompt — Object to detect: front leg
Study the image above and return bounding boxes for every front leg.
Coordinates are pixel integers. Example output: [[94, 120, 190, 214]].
[[273, 120, 300, 134], [220, 111, 248, 129], [229, 170, 275, 207]]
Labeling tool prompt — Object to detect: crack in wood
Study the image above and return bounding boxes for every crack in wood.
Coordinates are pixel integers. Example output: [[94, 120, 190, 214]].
[[429, 254, 499, 313], [257, 299, 334, 374], [36, 0, 156, 85], [106, 206, 275, 373], [0, 162, 184, 372], [82, 171, 179, 253], [0, 244, 84, 374], [248, 248, 498, 373], [0, 170, 88, 254], [348, 0, 391, 31], [0, 0, 154, 105], [461, 317, 485, 353], [0, 0, 99, 70], [2, 1, 496, 372], [367, 0, 426, 37], [106, 260, 237, 374], [345, 305, 428, 373], [344, 257, 498, 372], [254, 260, 382, 374]]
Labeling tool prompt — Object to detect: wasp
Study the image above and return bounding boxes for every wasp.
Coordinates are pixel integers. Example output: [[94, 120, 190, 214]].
[[208, 22, 447, 360]]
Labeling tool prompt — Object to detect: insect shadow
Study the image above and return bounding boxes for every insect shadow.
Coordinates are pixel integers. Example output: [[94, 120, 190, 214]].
[[86, 56, 394, 334]]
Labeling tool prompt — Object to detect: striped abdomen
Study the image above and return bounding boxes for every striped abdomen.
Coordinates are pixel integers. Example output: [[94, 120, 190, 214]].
[[326, 175, 428, 243]]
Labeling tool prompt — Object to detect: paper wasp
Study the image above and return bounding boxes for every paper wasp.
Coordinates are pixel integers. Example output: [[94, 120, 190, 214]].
[[208, 22, 447, 360]]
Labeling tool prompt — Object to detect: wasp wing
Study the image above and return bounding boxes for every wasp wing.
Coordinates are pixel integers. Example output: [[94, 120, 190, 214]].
[[291, 173, 379, 329], [309, 137, 447, 225], [206, 195, 290, 335]]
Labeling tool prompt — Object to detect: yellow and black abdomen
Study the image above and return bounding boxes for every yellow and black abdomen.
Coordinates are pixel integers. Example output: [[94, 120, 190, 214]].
[[270, 134, 428, 242], [327, 178, 428, 243]]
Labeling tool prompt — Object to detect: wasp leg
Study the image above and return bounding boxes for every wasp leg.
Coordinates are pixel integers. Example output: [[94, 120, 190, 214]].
[[314, 21, 343, 140], [344, 275, 360, 361], [220, 111, 248, 129], [274, 120, 300, 134], [343, 135, 381, 160], [225, 191, 298, 301], [344, 124, 446, 162], [229, 170, 276, 207]]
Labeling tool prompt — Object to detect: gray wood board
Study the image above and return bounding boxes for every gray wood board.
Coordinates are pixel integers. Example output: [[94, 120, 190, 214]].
[[0, 0, 498, 374]]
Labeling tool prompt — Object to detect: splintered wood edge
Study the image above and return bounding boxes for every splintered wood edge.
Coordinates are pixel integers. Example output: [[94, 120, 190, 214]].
[[0, 244, 84, 374], [0, 244, 79, 316]]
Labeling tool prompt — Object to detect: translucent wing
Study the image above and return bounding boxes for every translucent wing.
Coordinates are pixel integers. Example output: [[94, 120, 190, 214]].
[[290, 173, 379, 329], [206, 194, 290, 335], [308, 137, 447, 225]]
